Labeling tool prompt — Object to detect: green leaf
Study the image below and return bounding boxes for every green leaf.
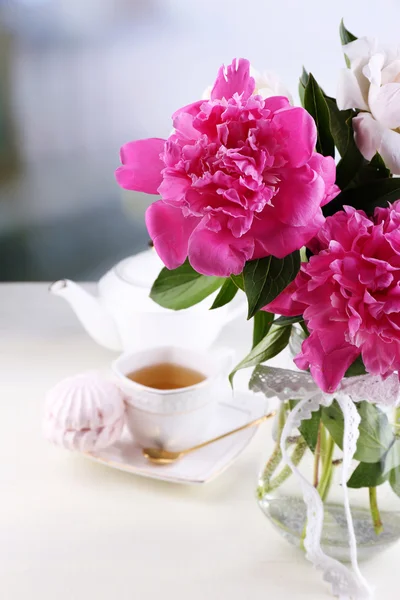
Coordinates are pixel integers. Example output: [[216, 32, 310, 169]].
[[344, 356, 367, 377], [322, 401, 393, 463], [340, 20, 358, 68], [300, 67, 309, 87], [210, 278, 238, 310], [354, 152, 391, 185], [340, 19, 357, 45], [299, 321, 310, 337], [289, 399, 321, 452], [298, 67, 309, 106], [324, 96, 354, 157], [347, 461, 387, 489], [230, 273, 244, 291], [335, 141, 366, 191], [323, 100, 386, 192], [389, 467, 400, 497], [356, 402, 394, 462], [304, 74, 335, 158], [252, 311, 274, 348], [321, 99, 368, 191], [273, 315, 304, 328], [321, 402, 345, 449], [150, 260, 223, 310], [243, 251, 300, 319], [337, 151, 392, 193], [327, 108, 366, 191], [323, 178, 400, 218], [299, 409, 321, 453], [383, 440, 400, 476], [369, 152, 391, 176], [229, 325, 291, 385]]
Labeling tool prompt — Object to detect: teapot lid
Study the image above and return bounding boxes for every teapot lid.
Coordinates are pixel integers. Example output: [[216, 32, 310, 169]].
[[113, 248, 165, 288], [106, 247, 225, 314]]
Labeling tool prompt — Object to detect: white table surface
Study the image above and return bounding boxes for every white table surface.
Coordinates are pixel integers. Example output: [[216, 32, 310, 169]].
[[1, 283, 399, 600]]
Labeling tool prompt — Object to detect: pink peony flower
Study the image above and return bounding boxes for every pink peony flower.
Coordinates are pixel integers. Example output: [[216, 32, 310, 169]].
[[116, 58, 339, 277], [265, 202, 400, 393]]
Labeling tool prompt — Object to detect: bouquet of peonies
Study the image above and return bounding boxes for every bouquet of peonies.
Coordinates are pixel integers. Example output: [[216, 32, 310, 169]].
[[116, 21, 400, 600]]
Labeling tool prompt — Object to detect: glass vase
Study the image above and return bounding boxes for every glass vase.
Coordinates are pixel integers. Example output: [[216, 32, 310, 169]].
[[256, 329, 400, 562]]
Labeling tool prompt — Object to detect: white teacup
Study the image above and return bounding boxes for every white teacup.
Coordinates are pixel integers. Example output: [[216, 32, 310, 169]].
[[112, 346, 234, 451]]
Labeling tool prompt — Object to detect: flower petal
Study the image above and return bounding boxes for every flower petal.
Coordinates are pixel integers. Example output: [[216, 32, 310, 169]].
[[211, 58, 255, 101], [188, 221, 254, 276], [116, 138, 165, 194], [172, 100, 203, 119], [341, 38, 382, 108], [172, 100, 203, 139], [263, 276, 306, 316], [145, 201, 200, 269], [272, 107, 316, 167], [295, 328, 360, 393], [368, 82, 400, 129], [353, 112, 383, 160], [362, 53, 385, 87], [336, 68, 369, 111], [251, 210, 325, 259], [262, 95, 291, 113], [158, 170, 190, 205], [381, 60, 400, 85], [362, 335, 400, 377], [342, 37, 379, 66], [379, 128, 400, 175], [308, 154, 340, 206], [173, 111, 202, 141], [251, 69, 294, 104], [353, 112, 400, 174], [272, 165, 325, 227]]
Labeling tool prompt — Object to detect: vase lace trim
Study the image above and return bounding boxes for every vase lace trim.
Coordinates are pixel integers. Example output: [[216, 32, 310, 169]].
[[249, 366, 400, 599]]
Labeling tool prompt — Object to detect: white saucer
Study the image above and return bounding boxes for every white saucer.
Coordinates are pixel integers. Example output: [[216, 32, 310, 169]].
[[85, 392, 267, 485]]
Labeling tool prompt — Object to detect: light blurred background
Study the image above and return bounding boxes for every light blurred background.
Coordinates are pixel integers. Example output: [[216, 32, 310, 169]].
[[0, 0, 399, 281]]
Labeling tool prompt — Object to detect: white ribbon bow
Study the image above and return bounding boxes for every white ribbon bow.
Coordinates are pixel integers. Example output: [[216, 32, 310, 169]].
[[250, 366, 400, 600]]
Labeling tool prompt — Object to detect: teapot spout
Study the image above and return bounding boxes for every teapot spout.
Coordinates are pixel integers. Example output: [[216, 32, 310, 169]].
[[50, 279, 122, 351]]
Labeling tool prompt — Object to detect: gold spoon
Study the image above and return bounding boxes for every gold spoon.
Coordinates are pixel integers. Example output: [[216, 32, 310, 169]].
[[142, 411, 276, 464]]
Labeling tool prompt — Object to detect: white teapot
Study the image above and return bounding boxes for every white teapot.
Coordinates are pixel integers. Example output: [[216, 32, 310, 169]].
[[50, 249, 245, 352]]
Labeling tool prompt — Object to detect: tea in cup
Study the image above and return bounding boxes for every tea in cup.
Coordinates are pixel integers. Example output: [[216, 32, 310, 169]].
[[112, 346, 233, 451], [126, 361, 206, 390]]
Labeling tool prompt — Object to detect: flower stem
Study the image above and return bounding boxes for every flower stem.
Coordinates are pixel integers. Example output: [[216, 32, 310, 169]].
[[369, 487, 383, 536], [300, 428, 336, 550], [278, 402, 286, 433], [259, 403, 286, 486], [313, 425, 322, 488], [395, 407, 400, 438], [258, 401, 307, 497], [317, 433, 335, 502], [259, 443, 282, 491], [265, 440, 307, 492]]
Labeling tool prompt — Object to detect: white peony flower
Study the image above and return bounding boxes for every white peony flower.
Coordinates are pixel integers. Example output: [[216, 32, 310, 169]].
[[202, 65, 293, 104], [337, 36, 400, 174], [249, 67, 294, 103]]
